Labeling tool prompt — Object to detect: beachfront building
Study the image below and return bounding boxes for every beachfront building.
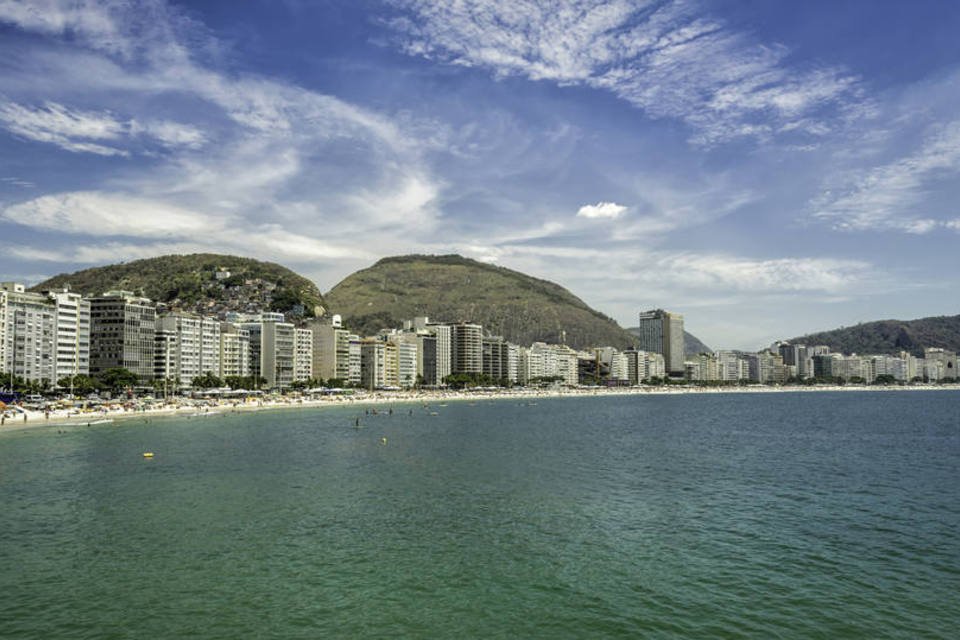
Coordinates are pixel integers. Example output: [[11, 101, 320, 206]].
[[714, 351, 748, 382], [428, 322, 453, 383], [219, 323, 251, 378], [924, 348, 957, 380], [347, 334, 362, 386], [624, 349, 667, 383], [452, 322, 483, 375], [482, 336, 510, 382], [153, 326, 178, 384], [243, 319, 295, 390], [89, 290, 156, 382], [360, 338, 387, 390], [637, 309, 685, 376], [310, 316, 352, 383], [200, 317, 221, 378], [519, 342, 578, 386], [43, 288, 91, 382], [294, 328, 313, 382], [0, 283, 57, 384], [506, 343, 520, 384], [156, 313, 202, 387], [685, 353, 720, 382], [596, 347, 629, 383], [395, 338, 417, 388]]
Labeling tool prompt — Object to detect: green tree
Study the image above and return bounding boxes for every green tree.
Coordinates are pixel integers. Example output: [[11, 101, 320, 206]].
[[191, 372, 223, 389], [58, 374, 98, 394], [98, 368, 139, 392]]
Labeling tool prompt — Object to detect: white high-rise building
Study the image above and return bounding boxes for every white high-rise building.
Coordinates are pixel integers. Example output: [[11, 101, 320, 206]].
[[219, 323, 251, 379], [294, 328, 313, 382], [43, 288, 91, 382], [0, 283, 57, 384], [396, 339, 418, 388], [347, 334, 361, 386], [200, 317, 221, 378], [428, 322, 452, 384], [156, 314, 201, 386], [156, 313, 220, 386], [242, 320, 295, 389], [520, 342, 578, 386]]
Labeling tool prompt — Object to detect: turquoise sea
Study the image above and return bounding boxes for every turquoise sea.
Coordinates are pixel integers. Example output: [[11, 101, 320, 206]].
[[1, 391, 958, 638]]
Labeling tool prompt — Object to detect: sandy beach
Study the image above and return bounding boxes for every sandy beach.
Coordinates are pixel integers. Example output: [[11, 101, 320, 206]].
[[2, 383, 957, 434]]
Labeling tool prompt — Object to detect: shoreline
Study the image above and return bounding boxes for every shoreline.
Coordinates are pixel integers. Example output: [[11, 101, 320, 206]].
[[2, 383, 958, 434]]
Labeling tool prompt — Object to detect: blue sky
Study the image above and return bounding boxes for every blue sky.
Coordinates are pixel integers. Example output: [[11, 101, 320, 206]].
[[1, 0, 958, 350]]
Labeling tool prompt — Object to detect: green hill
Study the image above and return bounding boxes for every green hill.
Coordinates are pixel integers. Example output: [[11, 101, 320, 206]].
[[325, 254, 638, 349], [31, 253, 325, 318], [788, 314, 960, 356], [625, 327, 712, 357]]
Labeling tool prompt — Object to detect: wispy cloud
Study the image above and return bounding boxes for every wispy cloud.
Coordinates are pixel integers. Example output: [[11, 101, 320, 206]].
[[0, 100, 207, 155], [0, 0, 442, 271], [811, 120, 960, 233], [1, 176, 35, 188], [0, 101, 128, 155], [388, 0, 863, 144]]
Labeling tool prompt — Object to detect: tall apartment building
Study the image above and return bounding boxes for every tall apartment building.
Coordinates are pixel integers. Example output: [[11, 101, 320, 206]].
[[519, 342, 579, 386], [452, 322, 482, 375], [506, 343, 519, 384], [156, 314, 202, 387], [243, 320, 295, 389], [200, 317, 221, 378], [43, 288, 91, 381], [347, 334, 362, 386], [425, 321, 452, 383], [360, 338, 387, 390], [924, 348, 957, 380], [637, 309, 685, 375], [309, 317, 351, 382], [395, 338, 417, 388], [89, 290, 156, 381], [294, 328, 313, 382], [0, 283, 57, 383], [715, 350, 748, 381], [154, 326, 179, 383], [482, 336, 509, 382], [219, 323, 251, 378]]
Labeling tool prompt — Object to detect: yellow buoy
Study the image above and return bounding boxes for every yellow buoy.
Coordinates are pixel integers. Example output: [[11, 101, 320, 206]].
[[380, 437, 387, 445], [143, 452, 154, 458]]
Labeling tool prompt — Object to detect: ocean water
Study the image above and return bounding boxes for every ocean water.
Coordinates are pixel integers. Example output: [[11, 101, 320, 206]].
[[1, 391, 958, 639]]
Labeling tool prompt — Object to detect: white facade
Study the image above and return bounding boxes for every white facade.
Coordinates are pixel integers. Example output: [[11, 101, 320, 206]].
[[219, 323, 251, 379], [294, 327, 313, 382], [0, 283, 57, 384], [156, 314, 202, 387], [44, 288, 91, 381]]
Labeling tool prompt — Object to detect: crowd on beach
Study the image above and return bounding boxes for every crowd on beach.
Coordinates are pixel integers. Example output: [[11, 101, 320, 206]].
[[2, 381, 957, 431]]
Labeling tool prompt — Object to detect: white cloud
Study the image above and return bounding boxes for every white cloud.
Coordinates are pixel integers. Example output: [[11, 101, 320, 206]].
[[0, 100, 128, 155], [2, 191, 222, 237], [0, 100, 208, 154], [388, 0, 863, 144], [812, 120, 960, 233], [0, 0, 443, 262], [576, 201, 626, 219]]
